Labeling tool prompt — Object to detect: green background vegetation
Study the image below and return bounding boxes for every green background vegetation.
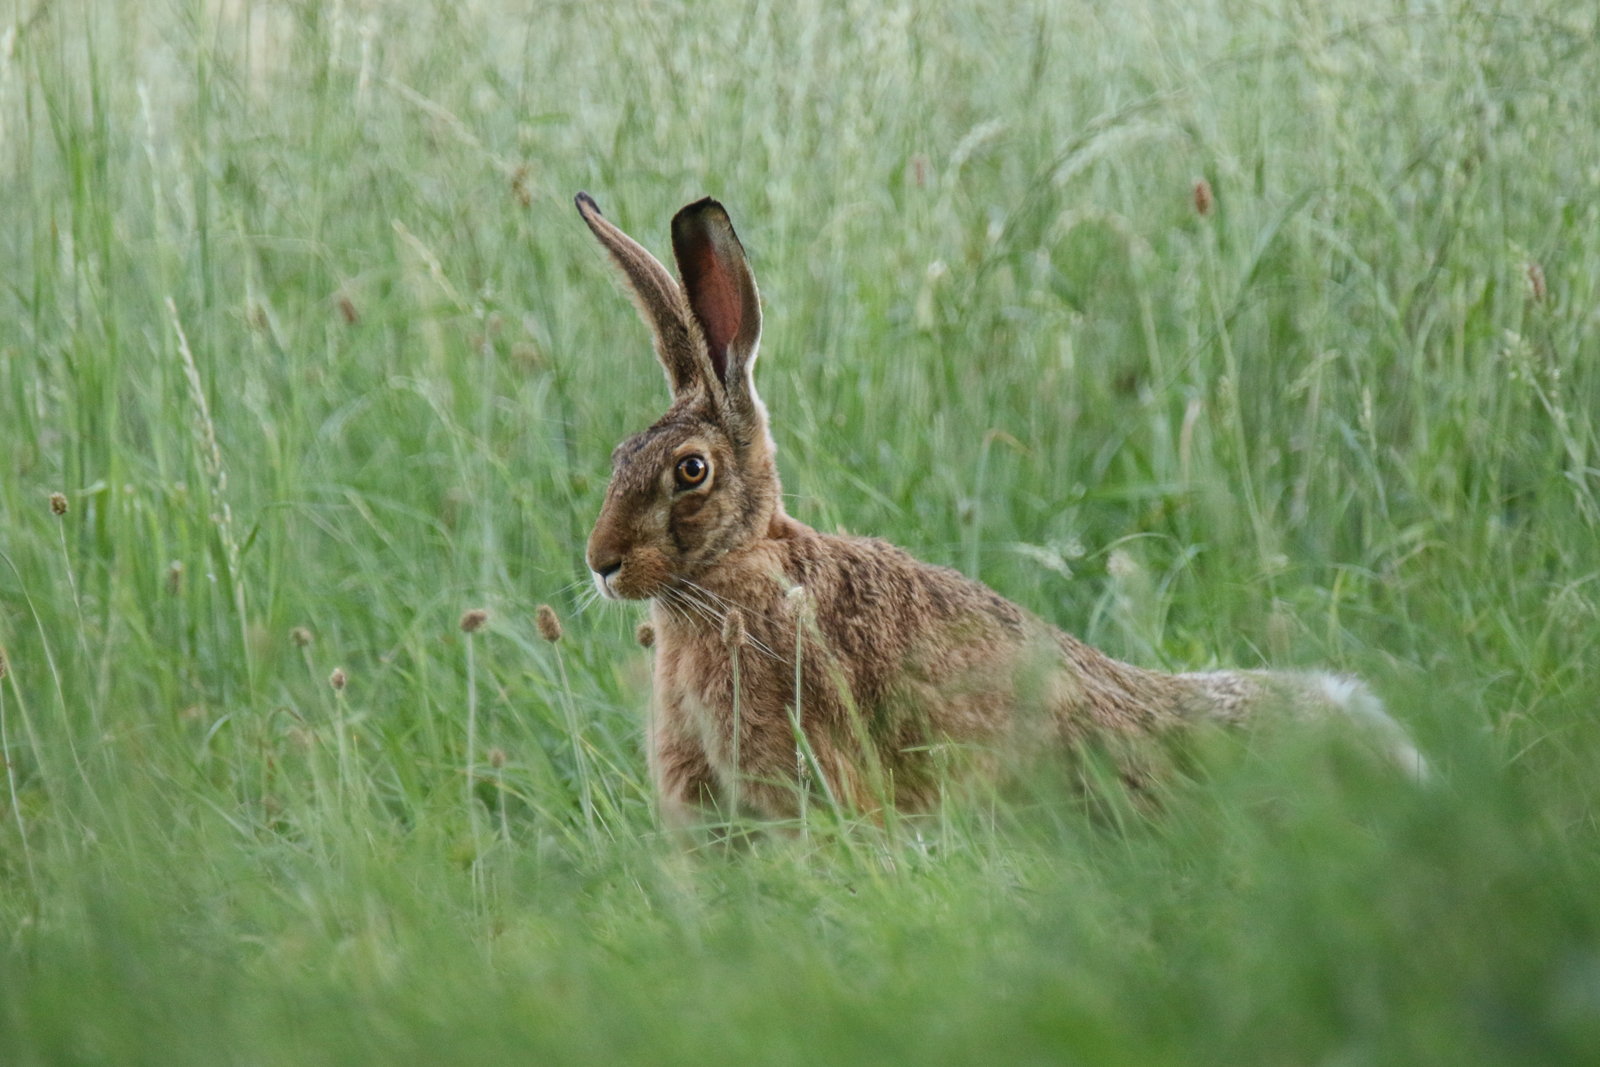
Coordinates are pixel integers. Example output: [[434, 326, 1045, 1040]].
[[2, 0, 1598, 1062]]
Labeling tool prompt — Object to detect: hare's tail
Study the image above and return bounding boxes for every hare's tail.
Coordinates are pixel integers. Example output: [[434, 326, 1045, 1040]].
[[1179, 669, 1430, 781]]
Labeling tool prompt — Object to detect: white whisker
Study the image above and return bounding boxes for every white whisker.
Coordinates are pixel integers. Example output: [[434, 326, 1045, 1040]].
[[677, 577, 784, 632], [672, 579, 782, 660], [653, 592, 691, 626], [671, 585, 725, 627], [667, 588, 717, 632]]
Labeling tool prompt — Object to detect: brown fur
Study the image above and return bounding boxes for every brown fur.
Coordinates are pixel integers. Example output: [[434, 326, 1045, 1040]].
[[576, 194, 1403, 826]]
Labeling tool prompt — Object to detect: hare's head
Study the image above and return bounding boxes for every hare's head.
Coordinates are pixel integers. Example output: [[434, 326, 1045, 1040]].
[[577, 194, 783, 601]]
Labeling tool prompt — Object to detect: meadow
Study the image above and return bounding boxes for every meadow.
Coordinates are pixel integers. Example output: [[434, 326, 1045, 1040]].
[[1, 0, 1598, 1062]]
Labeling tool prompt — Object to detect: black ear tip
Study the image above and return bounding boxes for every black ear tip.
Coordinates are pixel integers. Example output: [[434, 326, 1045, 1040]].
[[575, 191, 600, 216], [671, 197, 732, 238]]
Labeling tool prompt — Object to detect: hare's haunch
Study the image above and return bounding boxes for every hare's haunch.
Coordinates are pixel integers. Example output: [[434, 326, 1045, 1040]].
[[576, 193, 1423, 825]]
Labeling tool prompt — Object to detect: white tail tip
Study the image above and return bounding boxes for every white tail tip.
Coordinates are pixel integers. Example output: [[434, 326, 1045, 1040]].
[[1313, 672, 1431, 782]]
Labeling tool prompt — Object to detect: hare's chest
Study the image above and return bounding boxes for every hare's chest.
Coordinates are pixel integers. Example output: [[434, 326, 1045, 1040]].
[[652, 626, 737, 749]]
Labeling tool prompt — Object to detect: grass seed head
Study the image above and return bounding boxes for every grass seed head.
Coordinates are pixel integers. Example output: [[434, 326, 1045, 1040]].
[[909, 153, 929, 188], [488, 746, 507, 769], [785, 584, 814, 621], [536, 604, 562, 643], [49, 492, 67, 516], [0, 648, 8, 681], [1528, 261, 1547, 302], [1107, 549, 1138, 580], [511, 342, 544, 371], [722, 608, 747, 650], [635, 621, 655, 649], [290, 626, 313, 648], [1193, 178, 1213, 216], [329, 667, 347, 691], [460, 608, 489, 634], [1266, 603, 1294, 661]]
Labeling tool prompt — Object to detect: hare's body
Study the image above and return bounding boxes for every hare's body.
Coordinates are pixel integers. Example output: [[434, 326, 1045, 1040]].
[[644, 519, 1189, 819], [575, 193, 1420, 825]]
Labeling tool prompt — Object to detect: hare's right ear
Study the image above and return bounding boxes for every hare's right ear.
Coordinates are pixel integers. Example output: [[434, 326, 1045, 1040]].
[[575, 193, 709, 397]]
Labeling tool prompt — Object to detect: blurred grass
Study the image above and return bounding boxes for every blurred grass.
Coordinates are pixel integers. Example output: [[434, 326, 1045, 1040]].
[[1, 0, 1598, 1062]]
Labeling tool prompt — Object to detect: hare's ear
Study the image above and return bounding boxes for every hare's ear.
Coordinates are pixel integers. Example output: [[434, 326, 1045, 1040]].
[[575, 193, 709, 397], [671, 198, 765, 440]]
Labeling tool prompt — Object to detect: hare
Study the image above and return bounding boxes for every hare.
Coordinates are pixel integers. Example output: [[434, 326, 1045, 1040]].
[[576, 193, 1424, 826]]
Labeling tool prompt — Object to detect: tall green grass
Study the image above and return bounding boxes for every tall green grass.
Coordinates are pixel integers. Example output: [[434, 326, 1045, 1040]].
[[1, 1, 1597, 1062]]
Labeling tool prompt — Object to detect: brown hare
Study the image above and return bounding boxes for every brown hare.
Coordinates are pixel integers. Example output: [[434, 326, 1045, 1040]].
[[576, 192, 1424, 827]]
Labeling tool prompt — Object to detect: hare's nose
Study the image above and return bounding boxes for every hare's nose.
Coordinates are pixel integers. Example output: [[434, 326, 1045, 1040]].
[[586, 532, 623, 584]]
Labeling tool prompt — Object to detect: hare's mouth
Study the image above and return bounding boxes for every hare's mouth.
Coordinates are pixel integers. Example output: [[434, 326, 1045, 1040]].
[[591, 567, 623, 601]]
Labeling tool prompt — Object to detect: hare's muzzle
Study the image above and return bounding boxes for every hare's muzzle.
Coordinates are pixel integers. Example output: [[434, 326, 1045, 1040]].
[[587, 499, 635, 599], [586, 530, 669, 601]]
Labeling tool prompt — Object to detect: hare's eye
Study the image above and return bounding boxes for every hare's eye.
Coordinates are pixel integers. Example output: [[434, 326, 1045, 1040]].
[[674, 455, 709, 489]]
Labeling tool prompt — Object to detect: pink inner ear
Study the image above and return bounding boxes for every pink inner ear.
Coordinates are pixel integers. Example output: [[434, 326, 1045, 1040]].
[[682, 241, 741, 385]]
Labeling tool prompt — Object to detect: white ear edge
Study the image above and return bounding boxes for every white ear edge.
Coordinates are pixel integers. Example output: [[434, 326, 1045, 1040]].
[[736, 339, 779, 460]]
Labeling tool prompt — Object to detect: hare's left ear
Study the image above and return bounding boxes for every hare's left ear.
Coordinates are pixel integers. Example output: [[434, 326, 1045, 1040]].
[[671, 198, 765, 442]]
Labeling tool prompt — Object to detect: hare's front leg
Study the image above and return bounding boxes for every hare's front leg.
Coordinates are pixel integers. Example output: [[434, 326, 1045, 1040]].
[[647, 697, 720, 830]]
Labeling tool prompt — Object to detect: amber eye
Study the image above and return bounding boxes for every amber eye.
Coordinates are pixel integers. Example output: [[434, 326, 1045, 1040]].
[[674, 454, 709, 489]]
